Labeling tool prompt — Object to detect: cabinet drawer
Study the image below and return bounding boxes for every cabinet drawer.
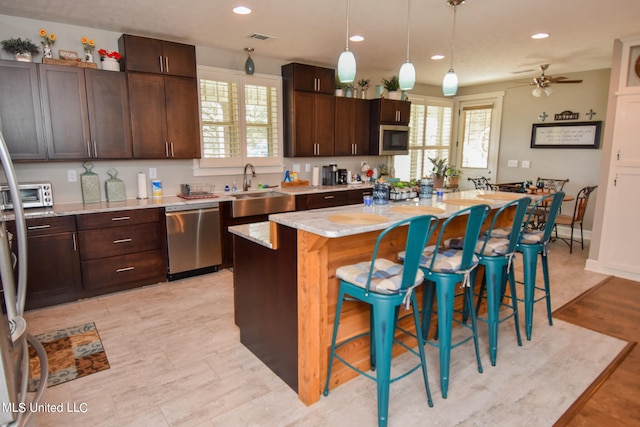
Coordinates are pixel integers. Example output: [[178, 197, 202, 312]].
[[79, 222, 162, 260], [76, 208, 163, 230], [347, 188, 373, 205], [81, 249, 166, 290], [25, 216, 76, 236], [305, 191, 348, 209]]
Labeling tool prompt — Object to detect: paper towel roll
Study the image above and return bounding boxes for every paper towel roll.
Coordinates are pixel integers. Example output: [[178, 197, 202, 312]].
[[137, 172, 148, 199], [311, 166, 320, 186]]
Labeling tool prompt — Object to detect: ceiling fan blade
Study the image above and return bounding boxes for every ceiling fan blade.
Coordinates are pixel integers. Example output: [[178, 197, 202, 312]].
[[553, 79, 583, 84]]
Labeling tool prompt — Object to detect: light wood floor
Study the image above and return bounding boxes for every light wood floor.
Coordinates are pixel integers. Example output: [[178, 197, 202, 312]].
[[553, 276, 640, 426], [21, 240, 631, 426]]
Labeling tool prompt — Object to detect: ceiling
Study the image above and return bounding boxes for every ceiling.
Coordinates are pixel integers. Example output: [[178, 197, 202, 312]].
[[1, 0, 639, 87]]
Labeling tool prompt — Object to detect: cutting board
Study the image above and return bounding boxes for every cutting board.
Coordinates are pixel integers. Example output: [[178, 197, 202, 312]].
[[390, 206, 445, 215], [328, 213, 388, 225]]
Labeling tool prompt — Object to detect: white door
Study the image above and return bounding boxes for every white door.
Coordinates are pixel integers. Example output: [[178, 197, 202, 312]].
[[452, 92, 504, 190]]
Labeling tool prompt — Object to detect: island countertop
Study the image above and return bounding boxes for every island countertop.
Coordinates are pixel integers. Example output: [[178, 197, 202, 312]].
[[268, 190, 527, 238]]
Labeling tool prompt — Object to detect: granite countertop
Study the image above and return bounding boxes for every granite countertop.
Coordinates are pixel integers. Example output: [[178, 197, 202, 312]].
[[230, 190, 532, 248]]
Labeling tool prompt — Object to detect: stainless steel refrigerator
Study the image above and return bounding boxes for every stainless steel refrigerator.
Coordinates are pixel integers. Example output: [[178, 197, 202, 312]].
[[0, 132, 47, 426]]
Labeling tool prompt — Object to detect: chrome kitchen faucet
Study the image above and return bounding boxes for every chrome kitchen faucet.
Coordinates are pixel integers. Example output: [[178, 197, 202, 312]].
[[243, 163, 255, 191]]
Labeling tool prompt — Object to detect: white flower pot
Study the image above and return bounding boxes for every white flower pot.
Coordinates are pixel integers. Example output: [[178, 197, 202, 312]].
[[386, 90, 401, 100], [101, 57, 120, 71], [14, 52, 32, 62]]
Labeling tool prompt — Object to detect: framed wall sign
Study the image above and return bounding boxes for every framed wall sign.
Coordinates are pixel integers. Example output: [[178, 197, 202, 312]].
[[530, 121, 602, 149]]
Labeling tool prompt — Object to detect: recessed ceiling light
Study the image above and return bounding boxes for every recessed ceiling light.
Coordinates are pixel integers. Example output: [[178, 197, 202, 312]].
[[233, 6, 252, 15], [531, 32, 549, 39], [350, 35, 364, 42], [431, 54, 445, 60]]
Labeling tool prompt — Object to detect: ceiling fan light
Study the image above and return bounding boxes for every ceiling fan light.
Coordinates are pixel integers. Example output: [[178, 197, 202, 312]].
[[544, 86, 553, 96], [399, 61, 416, 90], [337, 49, 356, 83], [532, 87, 542, 97], [443, 69, 458, 96]]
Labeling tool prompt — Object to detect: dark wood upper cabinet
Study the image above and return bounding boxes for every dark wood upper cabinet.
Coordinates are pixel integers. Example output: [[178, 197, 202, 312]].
[[128, 73, 200, 159], [39, 64, 91, 159], [282, 63, 335, 94], [374, 98, 411, 125], [39, 64, 133, 160], [335, 97, 370, 156], [84, 69, 133, 158], [118, 34, 197, 78], [0, 59, 46, 160]]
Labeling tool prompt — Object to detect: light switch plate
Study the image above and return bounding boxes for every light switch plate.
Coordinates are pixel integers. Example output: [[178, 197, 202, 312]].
[[305, 163, 311, 172], [293, 164, 301, 172], [522, 160, 531, 168], [67, 170, 77, 182], [508, 160, 518, 168], [149, 167, 157, 179]]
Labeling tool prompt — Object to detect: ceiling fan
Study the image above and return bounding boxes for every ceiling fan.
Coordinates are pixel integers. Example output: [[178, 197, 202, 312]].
[[529, 64, 583, 97]]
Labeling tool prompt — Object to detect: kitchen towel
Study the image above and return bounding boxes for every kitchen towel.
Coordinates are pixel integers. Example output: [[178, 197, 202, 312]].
[[312, 166, 320, 186], [137, 172, 148, 199]]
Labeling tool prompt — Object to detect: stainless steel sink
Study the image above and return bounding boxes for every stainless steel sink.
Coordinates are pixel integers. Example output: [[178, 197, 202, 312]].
[[231, 191, 295, 218]]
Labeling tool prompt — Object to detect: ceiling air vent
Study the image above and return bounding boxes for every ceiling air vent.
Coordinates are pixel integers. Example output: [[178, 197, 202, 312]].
[[248, 33, 275, 41]]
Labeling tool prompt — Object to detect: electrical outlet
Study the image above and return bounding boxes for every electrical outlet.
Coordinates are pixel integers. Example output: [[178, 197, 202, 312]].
[[149, 167, 157, 179], [67, 170, 77, 182], [305, 163, 311, 172], [293, 163, 301, 172]]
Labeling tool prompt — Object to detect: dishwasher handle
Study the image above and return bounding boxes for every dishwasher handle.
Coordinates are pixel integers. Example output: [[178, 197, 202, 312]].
[[165, 207, 219, 217]]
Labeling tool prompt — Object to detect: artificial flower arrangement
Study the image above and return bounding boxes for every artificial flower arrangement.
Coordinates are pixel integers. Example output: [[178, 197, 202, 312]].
[[81, 36, 95, 52], [97, 49, 122, 61], [39, 29, 55, 46]]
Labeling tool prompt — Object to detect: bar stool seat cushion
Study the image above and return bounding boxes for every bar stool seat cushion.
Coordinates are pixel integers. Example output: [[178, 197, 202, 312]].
[[519, 230, 544, 244], [336, 259, 425, 294], [475, 236, 510, 256], [400, 238, 480, 273]]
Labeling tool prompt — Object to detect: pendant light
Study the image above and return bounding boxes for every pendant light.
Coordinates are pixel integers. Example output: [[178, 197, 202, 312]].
[[244, 48, 255, 75], [442, 0, 464, 96], [337, 0, 356, 83], [398, 0, 415, 90]]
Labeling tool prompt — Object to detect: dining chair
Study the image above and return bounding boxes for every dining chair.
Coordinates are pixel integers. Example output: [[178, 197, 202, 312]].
[[324, 214, 438, 427], [535, 177, 569, 193], [554, 185, 597, 253], [515, 191, 565, 340], [473, 196, 531, 366], [468, 177, 493, 191], [399, 203, 491, 399]]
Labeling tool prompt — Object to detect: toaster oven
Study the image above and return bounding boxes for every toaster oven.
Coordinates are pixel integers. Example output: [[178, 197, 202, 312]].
[[0, 182, 53, 210]]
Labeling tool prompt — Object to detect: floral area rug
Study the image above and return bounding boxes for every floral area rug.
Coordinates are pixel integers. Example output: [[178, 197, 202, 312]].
[[28, 322, 110, 391]]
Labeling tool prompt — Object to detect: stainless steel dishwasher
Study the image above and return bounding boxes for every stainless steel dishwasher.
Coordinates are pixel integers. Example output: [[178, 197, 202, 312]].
[[165, 202, 222, 280]]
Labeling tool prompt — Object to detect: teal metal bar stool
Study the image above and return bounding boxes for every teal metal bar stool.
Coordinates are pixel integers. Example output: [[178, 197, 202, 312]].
[[473, 197, 531, 366], [515, 191, 565, 340], [324, 215, 438, 427], [403, 204, 490, 399]]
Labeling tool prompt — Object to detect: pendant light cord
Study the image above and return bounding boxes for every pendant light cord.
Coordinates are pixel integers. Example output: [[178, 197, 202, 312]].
[[405, 0, 411, 61], [449, 3, 457, 70], [345, 0, 350, 49]]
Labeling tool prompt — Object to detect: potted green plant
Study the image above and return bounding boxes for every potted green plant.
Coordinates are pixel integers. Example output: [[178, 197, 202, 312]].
[[382, 75, 400, 99], [446, 166, 462, 187], [357, 78, 370, 99], [335, 76, 346, 96], [427, 156, 448, 188], [1, 37, 40, 62]]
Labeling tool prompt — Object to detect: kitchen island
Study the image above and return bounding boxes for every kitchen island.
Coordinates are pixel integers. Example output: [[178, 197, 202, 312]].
[[230, 190, 522, 405]]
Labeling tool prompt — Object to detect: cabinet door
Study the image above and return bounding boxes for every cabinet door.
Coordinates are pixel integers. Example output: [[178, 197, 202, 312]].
[[334, 97, 354, 155], [353, 98, 370, 155], [379, 99, 411, 124], [314, 66, 335, 94], [39, 64, 91, 159], [0, 60, 46, 160], [162, 41, 197, 78], [128, 73, 169, 158], [119, 34, 164, 74], [84, 69, 133, 158], [284, 63, 335, 94], [165, 76, 201, 158], [292, 91, 317, 157], [314, 93, 335, 156]]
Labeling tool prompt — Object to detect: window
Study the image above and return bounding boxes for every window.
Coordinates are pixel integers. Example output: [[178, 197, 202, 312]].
[[196, 67, 283, 174], [393, 97, 453, 181], [460, 104, 493, 169]]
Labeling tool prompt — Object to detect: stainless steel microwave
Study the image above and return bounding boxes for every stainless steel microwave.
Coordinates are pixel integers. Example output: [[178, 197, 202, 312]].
[[379, 125, 410, 155], [0, 182, 53, 210]]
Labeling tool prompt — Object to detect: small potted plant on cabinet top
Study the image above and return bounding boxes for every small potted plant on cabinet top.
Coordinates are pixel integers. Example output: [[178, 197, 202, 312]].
[[1, 37, 40, 62], [382, 75, 400, 99]]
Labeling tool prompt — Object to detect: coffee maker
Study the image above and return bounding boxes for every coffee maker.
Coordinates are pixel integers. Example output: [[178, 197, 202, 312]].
[[337, 169, 348, 185], [322, 164, 338, 185]]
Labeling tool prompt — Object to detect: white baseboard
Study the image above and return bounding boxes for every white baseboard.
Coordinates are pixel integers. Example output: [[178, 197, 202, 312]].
[[585, 259, 640, 282], [554, 224, 591, 241]]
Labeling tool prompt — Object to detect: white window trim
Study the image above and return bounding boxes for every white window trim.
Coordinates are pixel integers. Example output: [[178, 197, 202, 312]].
[[193, 66, 284, 177]]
